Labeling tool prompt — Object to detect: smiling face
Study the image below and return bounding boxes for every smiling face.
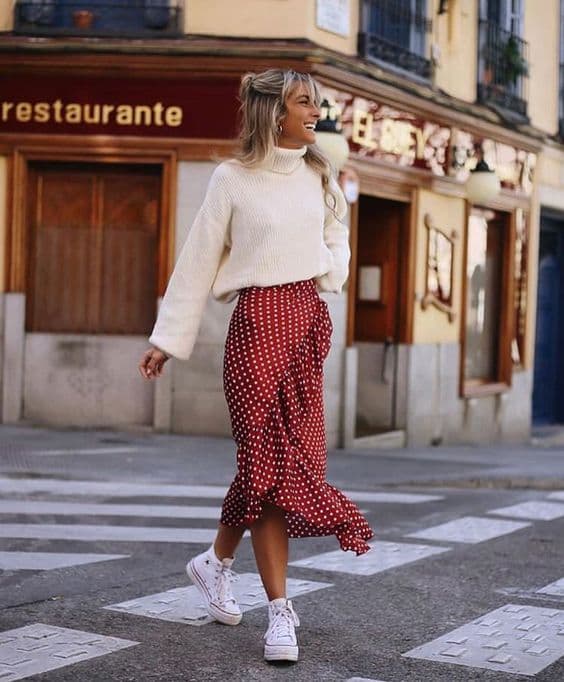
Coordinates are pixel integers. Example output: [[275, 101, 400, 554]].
[[277, 82, 321, 149]]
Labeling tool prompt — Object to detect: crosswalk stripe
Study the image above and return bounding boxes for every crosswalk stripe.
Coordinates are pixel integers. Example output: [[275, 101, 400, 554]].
[[0, 500, 221, 519], [405, 516, 531, 544], [0, 479, 227, 498], [0, 478, 443, 504], [0, 524, 219, 543], [0, 623, 137, 681], [27, 447, 139, 456], [105, 573, 331, 626], [0, 551, 129, 570]]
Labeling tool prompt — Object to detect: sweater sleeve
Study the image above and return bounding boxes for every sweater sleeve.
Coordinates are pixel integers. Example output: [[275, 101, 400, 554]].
[[149, 165, 232, 360], [316, 176, 350, 294]]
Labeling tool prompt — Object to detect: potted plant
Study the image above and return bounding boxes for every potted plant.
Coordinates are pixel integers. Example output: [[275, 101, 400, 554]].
[[500, 34, 529, 86], [72, 9, 95, 29]]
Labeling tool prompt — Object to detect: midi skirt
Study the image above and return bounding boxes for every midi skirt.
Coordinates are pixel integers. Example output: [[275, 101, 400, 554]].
[[220, 278, 374, 555]]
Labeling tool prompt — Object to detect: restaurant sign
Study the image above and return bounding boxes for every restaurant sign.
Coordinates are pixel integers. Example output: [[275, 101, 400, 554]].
[[320, 85, 536, 195], [0, 74, 240, 139]]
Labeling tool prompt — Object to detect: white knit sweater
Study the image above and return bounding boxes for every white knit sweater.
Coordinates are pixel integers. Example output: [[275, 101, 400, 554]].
[[149, 145, 350, 360]]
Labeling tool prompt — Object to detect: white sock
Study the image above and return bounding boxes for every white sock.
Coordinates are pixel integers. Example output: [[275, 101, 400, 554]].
[[270, 597, 287, 609]]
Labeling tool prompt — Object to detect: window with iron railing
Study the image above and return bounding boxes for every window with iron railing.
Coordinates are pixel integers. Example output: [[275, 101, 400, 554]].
[[358, 0, 432, 80], [14, 0, 183, 38], [477, 0, 529, 117]]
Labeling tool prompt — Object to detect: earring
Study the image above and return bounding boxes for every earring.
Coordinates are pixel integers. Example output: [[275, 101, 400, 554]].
[[277, 124, 282, 134]]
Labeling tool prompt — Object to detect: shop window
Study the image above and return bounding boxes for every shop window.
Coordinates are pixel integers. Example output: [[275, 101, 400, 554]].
[[26, 162, 161, 335], [358, 0, 433, 80], [477, 0, 529, 118], [14, 0, 183, 38], [463, 208, 513, 395]]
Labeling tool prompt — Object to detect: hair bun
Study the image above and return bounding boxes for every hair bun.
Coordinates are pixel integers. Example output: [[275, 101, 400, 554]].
[[239, 72, 257, 100]]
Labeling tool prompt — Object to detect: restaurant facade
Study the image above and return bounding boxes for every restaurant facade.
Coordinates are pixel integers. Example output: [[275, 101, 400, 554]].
[[0, 1, 561, 448]]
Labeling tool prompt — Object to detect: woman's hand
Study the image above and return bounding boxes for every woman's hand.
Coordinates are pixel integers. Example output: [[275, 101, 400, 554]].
[[138, 347, 170, 380]]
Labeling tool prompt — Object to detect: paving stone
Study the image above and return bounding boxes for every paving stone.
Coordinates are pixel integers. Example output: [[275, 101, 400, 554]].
[[406, 516, 531, 544], [404, 603, 564, 676], [537, 577, 564, 597], [104, 573, 331, 626], [289, 541, 450, 576], [0, 623, 137, 681], [0, 551, 128, 571], [0, 524, 218, 544], [0, 500, 222, 519], [487, 500, 564, 521]]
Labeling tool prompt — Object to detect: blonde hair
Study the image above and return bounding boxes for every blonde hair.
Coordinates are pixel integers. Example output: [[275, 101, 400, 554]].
[[236, 68, 338, 212]]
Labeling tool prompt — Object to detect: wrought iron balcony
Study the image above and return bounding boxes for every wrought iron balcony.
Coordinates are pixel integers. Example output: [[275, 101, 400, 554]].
[[477, 20, 529, 118], [14, 0, 183, 38], [358, 0, 433, 79]]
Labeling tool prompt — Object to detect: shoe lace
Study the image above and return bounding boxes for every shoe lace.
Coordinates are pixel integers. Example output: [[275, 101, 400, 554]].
[[265, 602, 300, 640], [215, 565, 239, 605]]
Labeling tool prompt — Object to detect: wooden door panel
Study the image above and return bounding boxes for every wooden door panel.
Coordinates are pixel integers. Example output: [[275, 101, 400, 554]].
[[26, 162, 161, 335], [355, 196, 403, 342]]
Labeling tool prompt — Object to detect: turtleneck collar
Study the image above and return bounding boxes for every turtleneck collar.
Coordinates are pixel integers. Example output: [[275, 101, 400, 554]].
[[262, 145, 307, 174]]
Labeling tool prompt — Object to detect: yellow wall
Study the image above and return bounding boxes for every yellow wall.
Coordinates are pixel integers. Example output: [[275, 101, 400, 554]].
[[0, 157, 7, 293], [185, 0, 358, 55], [432, 0, 478, 103], [525, 0, 559, 135], [0, 2, 13, 31], [412, 189, 466, 344]]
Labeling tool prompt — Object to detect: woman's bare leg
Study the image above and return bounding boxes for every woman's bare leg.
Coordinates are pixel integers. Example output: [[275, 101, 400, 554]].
[[250, 502, 288, 600], [214, 523, 245, 560]]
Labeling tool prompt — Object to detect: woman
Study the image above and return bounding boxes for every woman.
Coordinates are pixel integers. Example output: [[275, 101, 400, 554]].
[[138, 68, 374, 664]]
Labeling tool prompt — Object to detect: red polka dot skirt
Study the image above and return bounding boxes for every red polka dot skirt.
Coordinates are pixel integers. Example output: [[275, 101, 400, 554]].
[[220, 278, 374, 555]]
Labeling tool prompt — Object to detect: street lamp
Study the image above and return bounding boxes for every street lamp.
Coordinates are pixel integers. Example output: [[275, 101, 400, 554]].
[[315, 98, 350, 174], [466, 145, 500, 205]]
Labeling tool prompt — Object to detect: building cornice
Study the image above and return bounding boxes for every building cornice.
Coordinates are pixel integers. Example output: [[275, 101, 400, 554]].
[[0, 34, 552, 152]]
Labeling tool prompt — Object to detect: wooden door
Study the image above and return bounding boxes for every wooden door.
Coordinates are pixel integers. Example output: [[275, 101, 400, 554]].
[[26, 161, 161, 335], [354, 196, 404, 342]]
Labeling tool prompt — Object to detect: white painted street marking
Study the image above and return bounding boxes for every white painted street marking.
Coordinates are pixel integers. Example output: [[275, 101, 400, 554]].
[[0, 524, 218, 544], [345, 492, 443, 504], [289, 541, 449, 576], [547, 491, 564, 502], [0, 552, 128, 571], [487, 500, 564, 521], [28, 447, 139, 456], [537, 577, 564, 597], [0, 479, 228, 499], [105, 573, 331, 626], [0, 478, 442, 504], [0, 500, 221, 520], [404, 603, 564, 676], [0, 623, 137, 680], [406, 516, 531, 544]]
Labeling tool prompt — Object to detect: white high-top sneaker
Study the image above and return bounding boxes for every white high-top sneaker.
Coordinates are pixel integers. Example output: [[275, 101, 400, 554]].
[[186, 545, 242, 625], [264, 598, 300, 662]]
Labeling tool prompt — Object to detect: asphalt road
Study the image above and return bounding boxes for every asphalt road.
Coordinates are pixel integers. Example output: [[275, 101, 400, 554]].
[[1, 425, 564, 681]]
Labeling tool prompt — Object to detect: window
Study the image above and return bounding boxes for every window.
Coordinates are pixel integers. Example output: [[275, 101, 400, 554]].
[[358, 0, 432, 79], [14, 0, 183, 38], [463, 208, 513, 394], [477, 0, 529, 117]]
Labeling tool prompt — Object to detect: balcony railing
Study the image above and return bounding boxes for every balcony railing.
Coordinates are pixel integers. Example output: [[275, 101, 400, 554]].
[[14, 0, 183, 38], [477, 20, 529, 118], [358, 0, 433, 79]]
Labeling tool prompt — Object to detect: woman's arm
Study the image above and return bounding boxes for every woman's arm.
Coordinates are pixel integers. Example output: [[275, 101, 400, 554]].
[[316, 176, 350, 293], [149, 165, 232, 360]]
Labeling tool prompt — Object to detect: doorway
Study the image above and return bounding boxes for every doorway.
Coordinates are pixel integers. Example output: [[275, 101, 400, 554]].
[[352, 195, 407, 438], [532, 214, 564, 424], [22, 160, 163, 427]]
